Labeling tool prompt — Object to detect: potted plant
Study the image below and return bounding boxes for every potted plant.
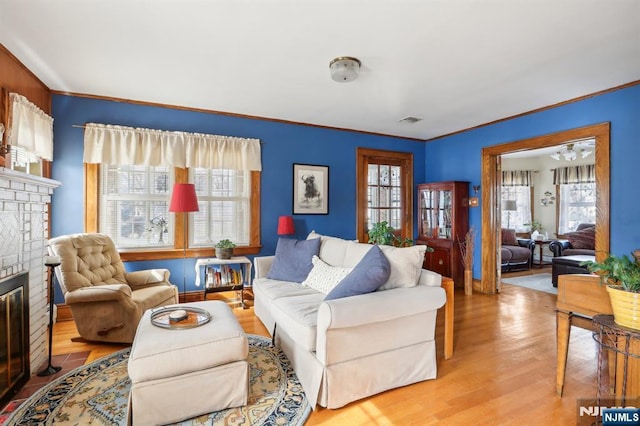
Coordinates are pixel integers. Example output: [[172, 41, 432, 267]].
[[367, 221, 413, 247], [215, 239, 236, 260], [582, 251, 640, 330]]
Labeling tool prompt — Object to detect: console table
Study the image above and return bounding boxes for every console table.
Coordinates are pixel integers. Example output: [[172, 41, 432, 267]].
[[194, 257, 252, 309], [533, 239, 551, 268]]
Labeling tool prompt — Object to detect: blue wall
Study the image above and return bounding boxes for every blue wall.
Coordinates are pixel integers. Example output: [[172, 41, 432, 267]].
[[50, 94, 426, 298], [425, 84, 640, 277]]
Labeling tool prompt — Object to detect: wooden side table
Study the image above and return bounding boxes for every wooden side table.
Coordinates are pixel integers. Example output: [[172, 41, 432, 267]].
[[592, 314, 640, 405], [533, 239, 551, 267], [194, 257, 252, 308]]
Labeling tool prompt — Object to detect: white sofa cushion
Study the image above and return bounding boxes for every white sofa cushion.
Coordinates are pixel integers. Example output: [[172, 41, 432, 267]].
[[272, 293, 325, 352], [307, 231, 425, 290], [253, 277, 319, 304], [302, 256, 353, 295], [377, 244, 426, 290]]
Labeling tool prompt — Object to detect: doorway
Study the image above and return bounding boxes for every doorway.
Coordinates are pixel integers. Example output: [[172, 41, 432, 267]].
[[479, 123, 610, 294]]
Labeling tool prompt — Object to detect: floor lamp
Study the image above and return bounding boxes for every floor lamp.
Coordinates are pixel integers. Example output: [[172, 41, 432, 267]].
[[502, 199, 517, 229], [39, 256, 62, 376], [169, 183, 199, 303]]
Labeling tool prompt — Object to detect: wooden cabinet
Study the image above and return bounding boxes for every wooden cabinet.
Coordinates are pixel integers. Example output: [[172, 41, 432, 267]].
[[416, 181, 469, 287]]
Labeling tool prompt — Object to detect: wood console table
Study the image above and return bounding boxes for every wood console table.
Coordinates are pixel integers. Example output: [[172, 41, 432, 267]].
[[556, 274, 612, 396]]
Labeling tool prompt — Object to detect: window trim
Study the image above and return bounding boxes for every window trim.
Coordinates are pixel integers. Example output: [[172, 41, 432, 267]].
[[85, 164, 261, 261], [356, 148, 413, 243]]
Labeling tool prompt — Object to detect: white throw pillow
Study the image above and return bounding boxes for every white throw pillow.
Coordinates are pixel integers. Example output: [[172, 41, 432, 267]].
[[302, 255, 353, 294], [377, 245, 426, 290]]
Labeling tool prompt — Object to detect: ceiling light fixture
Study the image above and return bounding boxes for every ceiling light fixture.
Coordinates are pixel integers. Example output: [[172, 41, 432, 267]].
[[329, 56, 361, 83], [550, 143, 592, 161]]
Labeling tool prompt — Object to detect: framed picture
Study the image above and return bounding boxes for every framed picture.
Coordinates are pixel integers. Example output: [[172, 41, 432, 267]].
[[293, 163, 329, 214]]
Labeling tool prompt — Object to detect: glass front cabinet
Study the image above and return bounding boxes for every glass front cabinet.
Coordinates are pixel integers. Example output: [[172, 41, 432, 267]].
[[416, 181, 469, 287]]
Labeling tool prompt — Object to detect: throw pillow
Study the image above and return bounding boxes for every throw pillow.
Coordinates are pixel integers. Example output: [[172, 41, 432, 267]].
[[501, 228, 518, 246], [565, 227, 595, 250], [266, 237, 321, 283], [325, 245, 390, 300], [377, 244, 426, 290], [302, 256, 353, 294]]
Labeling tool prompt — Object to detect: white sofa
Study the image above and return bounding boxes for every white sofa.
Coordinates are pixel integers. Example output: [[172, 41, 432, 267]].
[[253, 232, 454, 409]]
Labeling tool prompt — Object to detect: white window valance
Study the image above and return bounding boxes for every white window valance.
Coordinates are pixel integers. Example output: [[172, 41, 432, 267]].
[[502, 170, 534, 186], [83, 123, 262, 171], [8, 93, 54, 161], [553, 164, 595, 184]]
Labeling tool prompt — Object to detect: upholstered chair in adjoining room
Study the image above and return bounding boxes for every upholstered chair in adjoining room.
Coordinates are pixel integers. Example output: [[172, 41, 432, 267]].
[[48, 233, 178, 343]]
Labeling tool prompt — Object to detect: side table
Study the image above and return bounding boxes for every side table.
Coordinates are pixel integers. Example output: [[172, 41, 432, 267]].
[[533, 239, 551, 268], [592, 314, 640, 405], [194, 256, 252, 309]]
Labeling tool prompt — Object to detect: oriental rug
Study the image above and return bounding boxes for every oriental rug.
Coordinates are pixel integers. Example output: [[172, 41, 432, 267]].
[[5, 335, 310, 425]]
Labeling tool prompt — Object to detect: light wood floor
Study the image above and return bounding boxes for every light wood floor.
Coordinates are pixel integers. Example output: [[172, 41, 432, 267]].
[[52, 283, 597, 425]]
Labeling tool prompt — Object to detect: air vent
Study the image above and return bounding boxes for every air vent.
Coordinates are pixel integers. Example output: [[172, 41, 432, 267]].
[[398, 116, 423, 124]]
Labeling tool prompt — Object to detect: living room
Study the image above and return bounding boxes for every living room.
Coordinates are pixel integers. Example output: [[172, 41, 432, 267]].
[[1, 1, 640, 424]]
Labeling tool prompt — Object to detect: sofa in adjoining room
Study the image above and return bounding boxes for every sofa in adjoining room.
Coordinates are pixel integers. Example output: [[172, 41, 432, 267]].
[[501, 228, 535, 272], [549, 223, 596, 257], [252, 232, 453, 409]]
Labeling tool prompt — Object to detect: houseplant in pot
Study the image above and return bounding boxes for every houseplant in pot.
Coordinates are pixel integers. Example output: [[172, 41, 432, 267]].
[[582, 251, 640, 330], [215, 239, 236, 260], [368, 221, 413, 247]]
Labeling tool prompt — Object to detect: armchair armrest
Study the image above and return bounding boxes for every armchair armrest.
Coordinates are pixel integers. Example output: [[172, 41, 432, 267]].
[[549, 240, 570, 257], [65, 284, 133, 304], [126, 269, 171, 290], [316, 285, 447, 364], [254, 256, 275, 279], [517, 238, 535, 250]]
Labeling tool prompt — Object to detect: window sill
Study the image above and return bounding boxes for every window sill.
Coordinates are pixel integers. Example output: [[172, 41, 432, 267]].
[[119, 245, 262, 262]]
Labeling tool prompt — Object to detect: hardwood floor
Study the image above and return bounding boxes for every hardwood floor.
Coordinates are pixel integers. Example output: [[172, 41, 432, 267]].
[[48, 284, 597, 425]]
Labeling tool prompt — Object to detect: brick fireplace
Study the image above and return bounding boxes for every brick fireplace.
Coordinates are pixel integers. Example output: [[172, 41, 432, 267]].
[[0, 167, 60, 403]]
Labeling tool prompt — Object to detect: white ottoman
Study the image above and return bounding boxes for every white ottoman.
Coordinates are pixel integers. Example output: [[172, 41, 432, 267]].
[[128, 301, 249, 425]]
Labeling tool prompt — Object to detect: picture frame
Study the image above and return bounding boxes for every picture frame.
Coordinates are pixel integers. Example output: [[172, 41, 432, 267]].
[[293, 163, 329, 214]]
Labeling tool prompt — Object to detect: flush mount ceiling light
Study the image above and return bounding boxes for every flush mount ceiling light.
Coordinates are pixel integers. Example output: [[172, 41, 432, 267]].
[[550, 143, 592, 161], [329, 56, 361, 82]]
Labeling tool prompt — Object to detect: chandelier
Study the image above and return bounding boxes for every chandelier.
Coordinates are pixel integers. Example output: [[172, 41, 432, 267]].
[[550, 143, 592, 161]]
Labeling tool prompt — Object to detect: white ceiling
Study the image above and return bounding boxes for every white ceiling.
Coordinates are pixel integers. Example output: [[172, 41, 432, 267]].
[[1, 0, 639, 141]]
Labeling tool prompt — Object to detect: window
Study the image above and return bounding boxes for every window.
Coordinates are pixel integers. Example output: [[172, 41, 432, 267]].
[[367, 164, 403, 230], [86, 164, 261, 260], [100, 165, 173, 249], [558, 183, 596, 234], [356, 148, 413, 243], [501, 186, 532, 231], [191, 168, 250, 247]]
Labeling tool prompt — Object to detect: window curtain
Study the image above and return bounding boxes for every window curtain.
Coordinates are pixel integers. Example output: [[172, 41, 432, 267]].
[[7, 93, 54, 161], [501, 170, 533, 186], [553, 165, 595, 184], [83, 123, 261, 171]]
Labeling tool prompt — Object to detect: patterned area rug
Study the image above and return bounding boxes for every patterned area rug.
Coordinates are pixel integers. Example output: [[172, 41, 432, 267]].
[[6, 335, 310, 425], [502, 272, 557, 295]]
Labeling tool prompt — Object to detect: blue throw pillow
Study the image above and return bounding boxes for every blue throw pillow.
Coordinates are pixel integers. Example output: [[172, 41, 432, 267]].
[[266, 237, 321, 283], [325, 245, 390, 300]]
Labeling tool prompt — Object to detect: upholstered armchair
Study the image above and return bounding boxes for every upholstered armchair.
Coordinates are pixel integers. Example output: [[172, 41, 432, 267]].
[[48, 233, 178, 343]]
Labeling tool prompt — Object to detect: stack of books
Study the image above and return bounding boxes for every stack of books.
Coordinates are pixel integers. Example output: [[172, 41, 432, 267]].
[[205, 265, 243, 288]]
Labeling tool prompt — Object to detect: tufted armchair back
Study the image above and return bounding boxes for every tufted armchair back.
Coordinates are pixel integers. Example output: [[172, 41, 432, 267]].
[[49, 233, 128, 294]]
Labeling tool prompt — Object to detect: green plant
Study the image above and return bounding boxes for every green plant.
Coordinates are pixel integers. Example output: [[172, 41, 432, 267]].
[[582, 252, 640, 293], [215, 239, 236, 249], [523, 221, 542, 232], [367, 221, 412, 247]]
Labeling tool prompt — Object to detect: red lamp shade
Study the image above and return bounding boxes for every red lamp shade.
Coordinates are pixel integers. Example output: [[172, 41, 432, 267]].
[[169, 183, 199, 213], [277, 215, 295, 236]]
